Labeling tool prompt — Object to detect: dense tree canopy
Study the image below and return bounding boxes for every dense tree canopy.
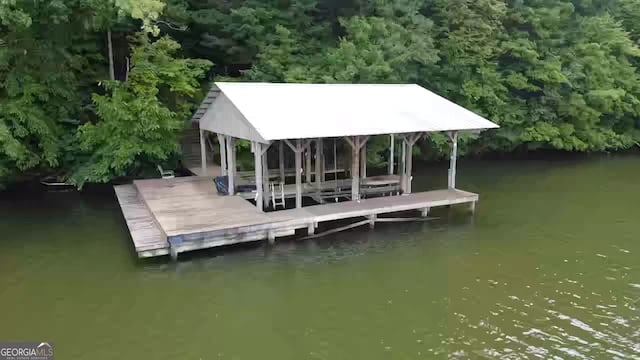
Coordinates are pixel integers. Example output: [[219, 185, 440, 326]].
[[1, 0, 639, 188]]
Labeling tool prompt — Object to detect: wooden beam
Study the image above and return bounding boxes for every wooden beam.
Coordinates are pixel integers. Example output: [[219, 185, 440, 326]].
[[448, 131, 458, 189], [199, 129, 207, 175], [399, 139, 406, 193], [343, 136, 355, 149], [315, 138, 323, 187], [406, 137, 414, 194], [279, 140, 285, 182], [260, 141, 271, 155], [304, 139, 313, 151], [407, 132, 423, 146], [302, 219, 370, 240], [226, 137, 236, 195], [360, 142, 367, 179], [217, 133, 227, 176], [376, 217, 437, 223], [398, 132, 422, 194], [253, 141, 263, 211], [333, 138, 338, 178], [358, 135, 370, 150], [284, 139, 297, 152], [351, 136, 361, 201], [262, 144, 270, 208], [295, 139, 303, 208], [305, 142, 312, 185], [388, 134, 394, 175]]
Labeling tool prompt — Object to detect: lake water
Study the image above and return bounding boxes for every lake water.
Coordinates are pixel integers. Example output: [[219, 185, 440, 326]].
[[1, 155, 639, 359]]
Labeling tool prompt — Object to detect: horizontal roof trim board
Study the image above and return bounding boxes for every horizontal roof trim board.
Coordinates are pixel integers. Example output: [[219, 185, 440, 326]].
[[190, 85, 221, 123], [196, 82, 499, 143]]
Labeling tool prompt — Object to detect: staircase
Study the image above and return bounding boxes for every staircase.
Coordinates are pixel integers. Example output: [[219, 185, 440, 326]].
[[181, 84, 222, 176], [180, 127, 221, 177], [180, 127, 203, 169]]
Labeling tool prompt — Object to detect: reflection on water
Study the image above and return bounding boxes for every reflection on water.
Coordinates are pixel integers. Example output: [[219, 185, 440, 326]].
[[445, 243, 639, 359], [0, 155, 639, 359]]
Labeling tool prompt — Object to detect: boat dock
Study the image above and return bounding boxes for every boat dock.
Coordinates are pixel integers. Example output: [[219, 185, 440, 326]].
[[114, 176, 478, 258], [114, 82, 498, 259]]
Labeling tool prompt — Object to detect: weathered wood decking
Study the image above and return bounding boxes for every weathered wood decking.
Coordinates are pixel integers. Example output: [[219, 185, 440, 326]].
[[113, 185, 169, 257], [114, 177, 478, 258]]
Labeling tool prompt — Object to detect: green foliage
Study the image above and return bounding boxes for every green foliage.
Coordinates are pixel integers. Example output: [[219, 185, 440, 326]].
[[115, 0, 165, 34], [495, 1, 640, 152], [4, 0, 640, 189], [70, 36, 211, 187], [0, 0, 210, 188], [174, 0, 640, 163], [0, 0, 102, 184]]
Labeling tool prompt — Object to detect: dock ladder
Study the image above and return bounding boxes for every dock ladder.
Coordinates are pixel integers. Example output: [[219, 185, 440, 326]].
[[271, 182, 286, 209]]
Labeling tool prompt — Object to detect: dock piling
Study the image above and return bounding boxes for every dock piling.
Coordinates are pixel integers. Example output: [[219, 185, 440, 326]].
[[169, 246, 178, 261], [367, 214, 376, 229]]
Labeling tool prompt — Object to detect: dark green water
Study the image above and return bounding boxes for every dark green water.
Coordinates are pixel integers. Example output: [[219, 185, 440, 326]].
[[1, 155, 639, 359]]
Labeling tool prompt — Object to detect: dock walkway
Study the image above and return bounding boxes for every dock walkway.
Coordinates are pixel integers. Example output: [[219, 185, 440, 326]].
[[114, 185, 169, 257], [114, 177, 477, 258]]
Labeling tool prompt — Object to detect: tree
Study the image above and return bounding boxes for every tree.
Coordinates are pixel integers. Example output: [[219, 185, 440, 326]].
[[4, 0, 640, 189], [70, 35, 211, 187], [0, 1, 103, 185]]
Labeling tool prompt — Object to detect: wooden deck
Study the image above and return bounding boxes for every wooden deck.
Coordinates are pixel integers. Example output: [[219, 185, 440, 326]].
[[133, 177, 295, 237], [186, 163, 222, 178], [114, 176, 478, 258], [113, 185, 169, 258]]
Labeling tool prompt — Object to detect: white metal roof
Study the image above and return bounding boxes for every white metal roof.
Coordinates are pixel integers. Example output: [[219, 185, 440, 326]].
[[198, 82, 498, 143]]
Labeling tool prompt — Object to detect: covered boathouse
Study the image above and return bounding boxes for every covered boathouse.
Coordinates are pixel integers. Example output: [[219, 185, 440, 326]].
[[114, 82, 499, 259]]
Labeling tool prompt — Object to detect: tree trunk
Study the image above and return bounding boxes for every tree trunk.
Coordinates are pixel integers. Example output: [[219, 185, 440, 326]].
[[107, 30, 115, 81]]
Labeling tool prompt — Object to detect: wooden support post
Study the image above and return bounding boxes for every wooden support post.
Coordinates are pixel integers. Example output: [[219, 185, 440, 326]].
[[307, 223, 315, 235], [345, 136, 361, 201], [199, 129, 207, 175], [360, 142, 367, 179], [169, 246, 178, 261], [315, 138, 322, 186], [420, 207, 430, 217], [403, 133, 422, 194], [295, 140, 303, 208], [279, 140, 285, 182], [333, 139, 338, 179], [367, 214, 376, 229], [226, 137, 236, 195], [399, 138, 406, 193], [405, 139, 413, 194], [267, 231, 276, 244], [388, 134, 395, 175], [262, 145, 270, 208], [320, 139, 326, 181], [253, 141, 264, 212], [284, 139, 304, 208], [448, 131, 458, 189], [305, 142, 312, 184], [470, 201, 476, 214], [217, 134, 227, 176]]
